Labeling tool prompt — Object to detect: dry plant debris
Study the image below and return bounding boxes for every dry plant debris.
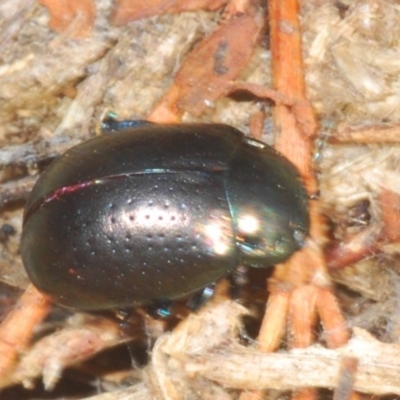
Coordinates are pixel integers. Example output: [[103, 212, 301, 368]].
[[38, 0, 96, 38], [110, 0, 228, 26], [0, 0, 400, 399]]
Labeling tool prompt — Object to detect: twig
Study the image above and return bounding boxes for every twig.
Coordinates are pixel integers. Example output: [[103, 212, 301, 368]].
[[332, 122, 400, 144], [186, 328, 400, 395], [0, 135, 80, 169], [0, 284, 52, 387], [0, 175, 37, 207]]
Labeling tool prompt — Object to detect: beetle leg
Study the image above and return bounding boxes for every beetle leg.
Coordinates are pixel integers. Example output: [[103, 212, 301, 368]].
[[100, 117, 154, 134], [145, 300, 174, 319], [186, 284, 216, 311]]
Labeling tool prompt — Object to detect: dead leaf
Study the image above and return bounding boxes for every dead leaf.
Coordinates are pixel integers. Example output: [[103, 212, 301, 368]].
[[38, 0, 95, 38], [110, 0, 227, 26]]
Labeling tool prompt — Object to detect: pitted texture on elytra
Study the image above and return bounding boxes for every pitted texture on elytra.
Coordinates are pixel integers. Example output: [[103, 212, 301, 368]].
[[21, 123, 309, 310]]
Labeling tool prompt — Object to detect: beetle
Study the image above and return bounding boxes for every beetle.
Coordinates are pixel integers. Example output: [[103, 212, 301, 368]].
[[20, 122, 309, 310]]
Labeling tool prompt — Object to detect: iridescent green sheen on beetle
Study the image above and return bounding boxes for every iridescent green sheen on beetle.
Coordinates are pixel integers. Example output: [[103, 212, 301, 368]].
[[21, 123, 309, 310]]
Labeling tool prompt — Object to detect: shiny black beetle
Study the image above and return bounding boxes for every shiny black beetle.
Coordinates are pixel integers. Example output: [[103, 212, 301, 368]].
[[21, 123, 309, 310]]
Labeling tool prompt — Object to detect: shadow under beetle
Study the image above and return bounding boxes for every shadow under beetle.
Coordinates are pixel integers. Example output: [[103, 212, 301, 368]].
[[21, 122, 309, 310]]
